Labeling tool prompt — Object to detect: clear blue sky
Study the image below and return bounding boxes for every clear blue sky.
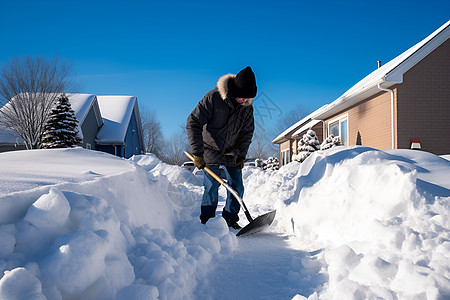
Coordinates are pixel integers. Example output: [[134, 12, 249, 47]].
[[1, 0, 449, 139]]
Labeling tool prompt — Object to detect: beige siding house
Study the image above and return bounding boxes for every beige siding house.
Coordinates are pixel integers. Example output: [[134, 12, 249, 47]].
[[273, 20, 450, 166]]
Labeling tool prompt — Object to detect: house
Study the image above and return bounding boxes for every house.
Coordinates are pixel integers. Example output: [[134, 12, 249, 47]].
[[273, 20, 450, 166], [95, 96, 145, 158], [0, 94, 145, 159], [272, 113, 325, 166], [67, 93, 103, 150], [0, 93, 103, 153]]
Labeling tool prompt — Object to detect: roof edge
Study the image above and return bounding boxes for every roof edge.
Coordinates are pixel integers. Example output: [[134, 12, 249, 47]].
[[272, 116, 313, 144], [310, 20, 450, 121]]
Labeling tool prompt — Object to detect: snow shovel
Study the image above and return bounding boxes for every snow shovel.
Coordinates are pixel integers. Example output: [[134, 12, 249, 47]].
[[184, 152, 276, 236]]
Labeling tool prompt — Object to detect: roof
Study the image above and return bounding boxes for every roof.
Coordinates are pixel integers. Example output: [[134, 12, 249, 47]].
[[67, 94, 103, 139], [272, 20, 450, 144], [68, 94, 102, 127], [310, 20, 450, 120], [271, 107, 327, 144], [0, 93, 137, 146], [96, 96, 140, 144], [292, 119, 322, 138], [272, 115, 311, 144], [0, 93, 103, 142]]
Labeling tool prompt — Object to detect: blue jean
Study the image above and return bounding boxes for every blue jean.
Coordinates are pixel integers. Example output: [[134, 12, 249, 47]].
[[200, 166, 244, 224]]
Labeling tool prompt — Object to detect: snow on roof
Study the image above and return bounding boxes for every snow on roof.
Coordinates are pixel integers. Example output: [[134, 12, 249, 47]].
[[311, 20, 450, 120], [0, 94, 138, 146], [96, 96, 138, 144], [67, 93, 103, 140], [272, 115, 311, 144], [67, 94, 98, 125], [292, 119, 322, 138], [271, 106, 328, 144], [1, 93, 101, 141]]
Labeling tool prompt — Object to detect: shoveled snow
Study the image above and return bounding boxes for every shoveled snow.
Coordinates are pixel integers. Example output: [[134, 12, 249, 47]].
[[0, 146, 449, 299]]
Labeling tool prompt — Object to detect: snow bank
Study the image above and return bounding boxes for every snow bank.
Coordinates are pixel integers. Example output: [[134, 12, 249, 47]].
[[242, 146, 450, 299], [0, 149, 237, 300], [1, 146, 449, 299]]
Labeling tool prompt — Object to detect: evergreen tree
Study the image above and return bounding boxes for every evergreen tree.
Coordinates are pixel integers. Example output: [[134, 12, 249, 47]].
[[293, 129, 320, 163], [41, 94, 81, 148]]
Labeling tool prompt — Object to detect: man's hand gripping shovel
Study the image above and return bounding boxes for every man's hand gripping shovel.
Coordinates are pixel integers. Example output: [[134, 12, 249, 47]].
[[185, 152, 276, 236]]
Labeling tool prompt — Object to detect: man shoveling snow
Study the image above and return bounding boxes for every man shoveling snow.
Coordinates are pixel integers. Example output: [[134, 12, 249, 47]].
[[186, 66, 257, 229]]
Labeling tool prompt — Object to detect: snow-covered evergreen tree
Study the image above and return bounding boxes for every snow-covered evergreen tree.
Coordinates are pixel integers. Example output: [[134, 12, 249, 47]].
[[263, 157, 279, 170], [293, 129, 320, 163], [320, 134, 341, 150], [41, 94, 81, 148]]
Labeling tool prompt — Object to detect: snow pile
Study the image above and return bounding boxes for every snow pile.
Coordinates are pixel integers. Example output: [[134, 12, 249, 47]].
[[0, 149, 237, 300], [243, 146, 450, 299], [0, 146, 449, 299]]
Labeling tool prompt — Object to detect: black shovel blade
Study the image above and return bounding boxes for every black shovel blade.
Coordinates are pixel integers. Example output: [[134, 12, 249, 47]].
[[236, 210, 276, 237]]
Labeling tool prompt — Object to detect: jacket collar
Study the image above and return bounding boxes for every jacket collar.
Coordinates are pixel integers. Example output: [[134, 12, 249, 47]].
[[217, 73, 235, 100], [216, 73, 253, 105]]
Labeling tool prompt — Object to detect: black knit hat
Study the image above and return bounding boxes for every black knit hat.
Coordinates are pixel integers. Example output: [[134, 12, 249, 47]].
[[232, 66, 257, 98]]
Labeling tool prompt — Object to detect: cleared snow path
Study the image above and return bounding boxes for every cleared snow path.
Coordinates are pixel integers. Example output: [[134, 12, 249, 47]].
[[195, 233, 325, 300], [193, 194, 326, 300]]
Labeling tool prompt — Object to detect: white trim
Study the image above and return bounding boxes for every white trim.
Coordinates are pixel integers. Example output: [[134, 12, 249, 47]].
[[377, 83, 395, 149]]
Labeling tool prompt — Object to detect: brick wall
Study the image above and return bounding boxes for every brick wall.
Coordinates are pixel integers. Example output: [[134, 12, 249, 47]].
[[397, 38, 450, 155]]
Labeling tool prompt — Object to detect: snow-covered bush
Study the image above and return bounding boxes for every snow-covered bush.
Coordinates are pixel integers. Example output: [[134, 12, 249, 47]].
[[255, 158, 264, 168], [320, 134, 340, 150], [263, 157, 279, 170], [293, 129, 320, 163]]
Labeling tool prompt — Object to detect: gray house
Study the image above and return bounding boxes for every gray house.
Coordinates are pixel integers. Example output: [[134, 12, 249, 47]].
[[68, 93, 103, 150], [95, 95, 145, 158], [0, 94, 145, 159]]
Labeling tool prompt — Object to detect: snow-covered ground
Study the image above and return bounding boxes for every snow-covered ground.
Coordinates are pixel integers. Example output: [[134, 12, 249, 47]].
[[0, 146, 449, 299]]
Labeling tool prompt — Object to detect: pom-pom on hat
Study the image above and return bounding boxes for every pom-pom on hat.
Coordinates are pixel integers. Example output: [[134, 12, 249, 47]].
[[232, 66, 257, 98]]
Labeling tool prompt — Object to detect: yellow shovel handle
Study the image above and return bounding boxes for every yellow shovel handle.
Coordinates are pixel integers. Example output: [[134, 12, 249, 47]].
[[184, 151, 225, 185]]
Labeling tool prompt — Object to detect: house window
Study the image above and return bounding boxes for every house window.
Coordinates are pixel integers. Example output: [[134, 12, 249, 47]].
[[328, 115, 348, 146], [329, 121, 339, 137], [281, 149, 290, 166]]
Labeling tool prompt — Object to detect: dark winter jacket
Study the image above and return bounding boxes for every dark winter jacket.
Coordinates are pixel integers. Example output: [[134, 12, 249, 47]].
[[186, 73, 255, 166]]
